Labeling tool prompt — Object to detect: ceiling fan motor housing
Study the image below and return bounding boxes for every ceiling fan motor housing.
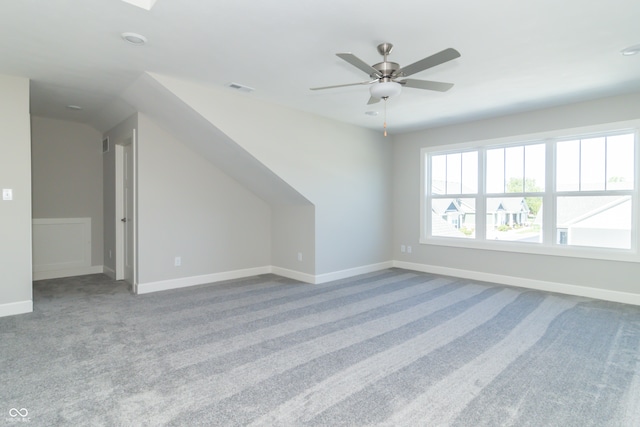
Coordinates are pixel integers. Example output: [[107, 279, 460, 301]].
[[371, 62, 400, 81]]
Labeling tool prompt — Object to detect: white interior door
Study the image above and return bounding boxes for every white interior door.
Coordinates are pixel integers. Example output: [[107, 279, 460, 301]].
[[115, 145, 124, 281], [123, 142, 135, 286]]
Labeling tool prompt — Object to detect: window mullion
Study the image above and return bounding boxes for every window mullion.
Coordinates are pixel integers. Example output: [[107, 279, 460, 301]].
[[444, 155, 448, 194], [422, 151, 430, 240], [502, 148, 506, 193], [604, 137, 609, 191], [578, 139, 582, 192], [633, 130, 640, 252], [522, 146, 526, 193], [544, 139, 555, 246], [477, 148, 487, 241], [459, 152, 463, 192]]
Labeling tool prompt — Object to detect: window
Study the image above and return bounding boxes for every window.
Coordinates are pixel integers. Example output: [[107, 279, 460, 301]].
[[421, 123, 639, 262], [429, 151, 477, 239], [555, 134, 635, 250], [431, 151, 478, 195], [486, 143, 545, 242]]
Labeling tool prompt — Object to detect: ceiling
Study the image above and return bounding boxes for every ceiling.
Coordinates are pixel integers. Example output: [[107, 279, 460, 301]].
[[2, 0, 640, 134]]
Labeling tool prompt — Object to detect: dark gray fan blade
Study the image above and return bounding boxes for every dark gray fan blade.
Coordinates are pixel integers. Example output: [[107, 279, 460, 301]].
[[395, 48, 460, 78], [336, 53, 382, 77], [400, 79, 454, 92], [310, 79, 376, 91], [367, 96, 380, 105]]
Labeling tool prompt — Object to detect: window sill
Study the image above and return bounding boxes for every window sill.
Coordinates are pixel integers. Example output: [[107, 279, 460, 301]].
[[419, 236, 640, 263]]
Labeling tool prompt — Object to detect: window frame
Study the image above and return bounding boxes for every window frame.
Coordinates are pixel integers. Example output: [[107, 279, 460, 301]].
[[420, 120, 640, 263]]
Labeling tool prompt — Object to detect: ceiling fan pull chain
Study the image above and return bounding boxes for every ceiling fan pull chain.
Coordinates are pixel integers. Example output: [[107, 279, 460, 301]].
[[383, 98, 388, 137]]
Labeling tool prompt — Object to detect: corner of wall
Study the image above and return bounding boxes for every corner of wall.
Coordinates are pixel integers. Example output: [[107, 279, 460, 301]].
[[0, 74, 32, 314]]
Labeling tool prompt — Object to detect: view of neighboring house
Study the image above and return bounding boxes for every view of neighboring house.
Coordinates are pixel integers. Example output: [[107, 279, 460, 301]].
[[433, 194, 632, 248], [431, 195, 532, 240], [430, 178, 533, 238], [431, 198, 475, 232], [486, 198, 530, 228], [554, 195, 632, 249]]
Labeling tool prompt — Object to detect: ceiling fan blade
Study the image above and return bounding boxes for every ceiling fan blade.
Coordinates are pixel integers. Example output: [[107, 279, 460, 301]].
[[400, 79, 454, 92], [367, 96, 380, 105], [310, 79, 376, 91], [336, 53, 382, 77], [395, 48, 460, 78]]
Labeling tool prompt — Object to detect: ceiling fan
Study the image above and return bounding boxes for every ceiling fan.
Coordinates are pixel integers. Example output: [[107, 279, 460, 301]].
[[311, 42, 461, 105]]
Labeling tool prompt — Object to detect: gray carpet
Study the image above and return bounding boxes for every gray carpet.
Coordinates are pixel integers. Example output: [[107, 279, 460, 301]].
[[2, 269, 640, 426]]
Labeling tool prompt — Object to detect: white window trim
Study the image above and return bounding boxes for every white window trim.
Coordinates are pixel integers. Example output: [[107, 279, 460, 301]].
[[420, 119, 640, 263]]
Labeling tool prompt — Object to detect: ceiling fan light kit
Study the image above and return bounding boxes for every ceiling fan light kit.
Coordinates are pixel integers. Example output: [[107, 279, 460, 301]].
[[369, 81, 402, 99], [311, 42, 460, 135]]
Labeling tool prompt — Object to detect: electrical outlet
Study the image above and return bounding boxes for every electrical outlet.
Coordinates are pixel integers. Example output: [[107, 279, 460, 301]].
[[2, 189, 12, 201], [407, 246, 412, 254], [109, 250, 112, 259], [174, 256, 181, 267], [297, 252, 303, 262], [401, 245, 406, 253]]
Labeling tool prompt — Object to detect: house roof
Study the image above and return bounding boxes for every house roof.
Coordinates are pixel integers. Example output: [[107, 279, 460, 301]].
[[432, 197, 527, 215], [533, 195, 631, 228], [431, 214, 467, 238], [486, 198, 529, 213], [432, 198, 475, 215], [1, 1, 640, 133], [557, 196, 631, 228]]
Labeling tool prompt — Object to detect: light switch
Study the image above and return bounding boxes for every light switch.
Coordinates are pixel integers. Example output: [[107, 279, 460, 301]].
[[2, 189, 12, 201]]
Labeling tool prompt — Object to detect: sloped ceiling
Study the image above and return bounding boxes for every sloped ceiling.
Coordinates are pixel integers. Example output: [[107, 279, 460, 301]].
[[1, 0, 640, 134], [121, 73, 312, 206]]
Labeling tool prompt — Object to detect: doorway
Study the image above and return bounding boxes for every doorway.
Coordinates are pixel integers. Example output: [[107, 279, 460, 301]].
[[115, 131, 137, 292]]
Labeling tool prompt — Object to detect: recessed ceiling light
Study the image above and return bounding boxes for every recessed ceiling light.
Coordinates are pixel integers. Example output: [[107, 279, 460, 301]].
[[66, 105, 83, 110], [121, 32, 147, 46], [621, 44, 640, 56], [365, 111, 379, 116]]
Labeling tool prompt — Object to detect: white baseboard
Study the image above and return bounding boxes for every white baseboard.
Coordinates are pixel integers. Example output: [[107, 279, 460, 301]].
[[120, 258, 640, 306], [273, 262, 394, 285], [136, 262, 393, 294], [0, 300, 33, 318], [33, 265, 105, 281], [136, 266, 272, 294], [103, 266, 116, 280], [313, 261, 394, 284], [393, 260, 640, 306], [28, 259, 639, 306], [271, 267, 316, 284]]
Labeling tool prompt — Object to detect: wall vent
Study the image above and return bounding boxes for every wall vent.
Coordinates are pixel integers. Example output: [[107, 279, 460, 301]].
[[226, 82, 255, 93]]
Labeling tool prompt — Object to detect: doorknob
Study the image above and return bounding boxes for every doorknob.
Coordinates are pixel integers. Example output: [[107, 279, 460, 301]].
[[121, 218, 127, 223]]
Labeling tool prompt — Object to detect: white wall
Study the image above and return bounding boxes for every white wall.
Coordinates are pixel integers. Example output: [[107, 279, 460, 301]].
[[393, 92, 640, 297], [31, 116, 103, 267], [0, 75, 32, 316], [149, 73, 393, 276], [271, 204, 315, 278], [135, 114, 272, 285]]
